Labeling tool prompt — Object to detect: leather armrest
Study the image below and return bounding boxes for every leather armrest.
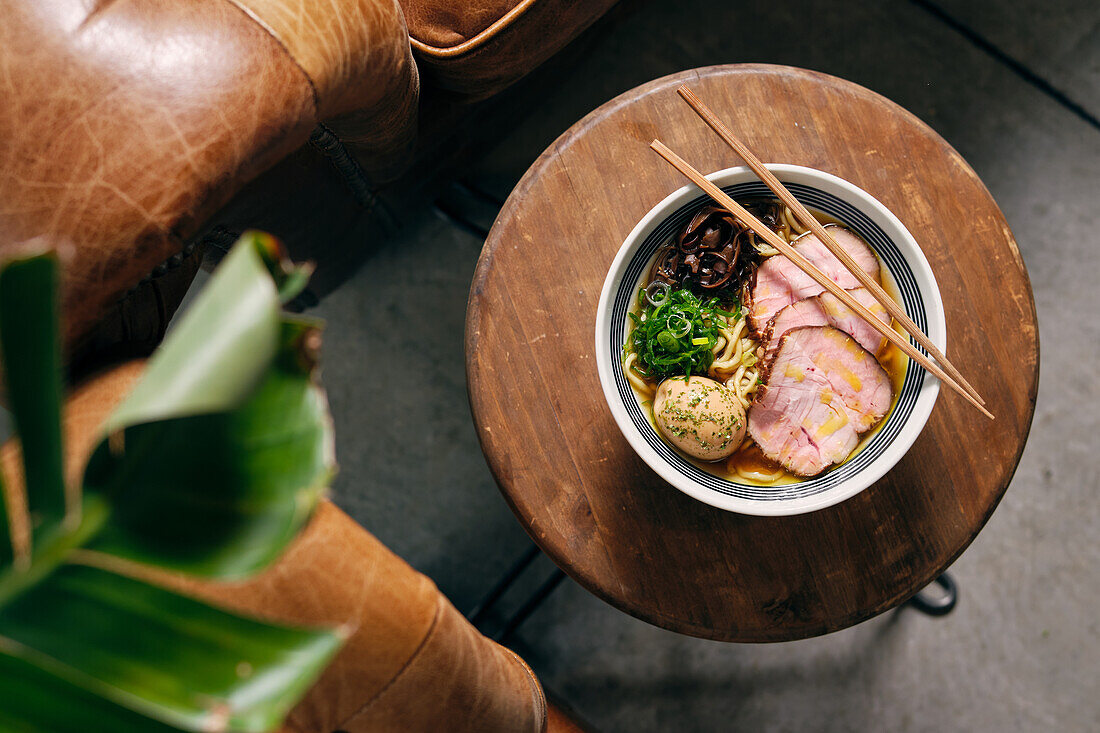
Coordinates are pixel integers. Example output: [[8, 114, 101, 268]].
[[0, 0, 417, 355]]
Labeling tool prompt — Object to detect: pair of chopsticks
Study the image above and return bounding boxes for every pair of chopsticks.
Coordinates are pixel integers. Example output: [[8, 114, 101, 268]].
[[651, 85, 992, 419]]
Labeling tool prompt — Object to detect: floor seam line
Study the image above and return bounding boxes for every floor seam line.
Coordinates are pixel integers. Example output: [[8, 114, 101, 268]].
[[910, 0, 1100, 133]]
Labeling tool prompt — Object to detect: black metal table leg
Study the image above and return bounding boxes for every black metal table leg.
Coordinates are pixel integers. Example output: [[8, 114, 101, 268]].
[[465, 541, 568, 642], [907, 572, 958, 616], [467, 544, 541, 625]]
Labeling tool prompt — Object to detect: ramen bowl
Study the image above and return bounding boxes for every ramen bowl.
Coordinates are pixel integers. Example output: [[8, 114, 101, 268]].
[[594, 165, 945, 516]]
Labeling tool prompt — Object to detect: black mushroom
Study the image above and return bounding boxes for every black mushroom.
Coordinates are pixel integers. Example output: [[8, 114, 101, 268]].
[[651, 201, 782, 295]]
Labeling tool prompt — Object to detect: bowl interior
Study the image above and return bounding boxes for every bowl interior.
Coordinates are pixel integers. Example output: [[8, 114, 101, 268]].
[[596, 166, 945, 516]]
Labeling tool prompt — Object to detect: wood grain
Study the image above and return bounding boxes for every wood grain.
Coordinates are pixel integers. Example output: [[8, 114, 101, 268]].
[[465, 64, 1039, 642]]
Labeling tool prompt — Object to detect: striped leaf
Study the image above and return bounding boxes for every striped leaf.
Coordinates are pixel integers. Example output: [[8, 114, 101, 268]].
[[0, 652, 180, 733], [0, 564, 342, 733]]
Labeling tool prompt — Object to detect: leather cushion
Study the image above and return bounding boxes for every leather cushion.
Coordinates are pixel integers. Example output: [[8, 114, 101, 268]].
[[403, 0, 525, 48], [400, 0, 619, 98]]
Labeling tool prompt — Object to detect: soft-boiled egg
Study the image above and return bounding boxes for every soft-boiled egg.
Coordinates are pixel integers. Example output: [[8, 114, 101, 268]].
[[652, 376, 746, 461]]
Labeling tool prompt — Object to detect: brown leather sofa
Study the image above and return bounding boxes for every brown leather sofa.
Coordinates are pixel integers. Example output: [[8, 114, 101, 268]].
[[1, 1, 619, 730], [0, 0, 617, 367]]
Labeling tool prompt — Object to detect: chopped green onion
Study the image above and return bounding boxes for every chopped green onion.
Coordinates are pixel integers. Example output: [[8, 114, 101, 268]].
[[645, 280, 671, 307], [623, 286, 741, 381], [667, 314, 691, 338], [657, 331, 680, 352]]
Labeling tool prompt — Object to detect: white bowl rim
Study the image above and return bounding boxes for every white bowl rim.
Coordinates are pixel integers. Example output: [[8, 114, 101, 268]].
[[594, 164, 946, 517]]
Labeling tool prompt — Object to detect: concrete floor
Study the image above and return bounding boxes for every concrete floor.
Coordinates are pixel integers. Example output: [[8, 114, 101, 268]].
[[184, 0, 1098, 729]]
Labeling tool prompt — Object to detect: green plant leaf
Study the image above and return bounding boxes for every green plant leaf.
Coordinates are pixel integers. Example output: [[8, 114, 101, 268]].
[[0, 564, 342, 733], [84, 322, 334, 579], [0, 495, 108, 608], [103, 233, 310, 435], [0, 652, 180, 733], [79, 236, 331, 579], [0, 235, 340, 733], [0, 461, 10, 567], [248, 230, 313, 303], [0, 252, 66, 544]]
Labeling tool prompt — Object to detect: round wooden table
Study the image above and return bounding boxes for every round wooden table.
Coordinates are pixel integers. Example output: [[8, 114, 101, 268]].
[[465, 65, 1039, 642]]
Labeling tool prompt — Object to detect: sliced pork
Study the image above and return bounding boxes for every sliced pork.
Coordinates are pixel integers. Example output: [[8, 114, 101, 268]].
[[762, 288, 890, 365], [747, 326, 892, 477], [746, 225, 880, 335]]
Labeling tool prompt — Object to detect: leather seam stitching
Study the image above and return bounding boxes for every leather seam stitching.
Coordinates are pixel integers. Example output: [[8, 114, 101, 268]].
[[499, 645, 548, 732], [308, 125, 380, 211], [219, 0, 321, 117], [335, 593, 442, 725], [409, 0, 538, 58], [111, 237, 198, 306]]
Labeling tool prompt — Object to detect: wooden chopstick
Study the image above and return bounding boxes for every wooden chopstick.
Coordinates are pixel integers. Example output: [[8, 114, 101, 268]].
[[676, 84, 986, 407], [649, 139, 994, 420]]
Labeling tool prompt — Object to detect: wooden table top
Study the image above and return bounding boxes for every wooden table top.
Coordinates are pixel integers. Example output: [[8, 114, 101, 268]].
[[465, 65, 1039, 642]]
